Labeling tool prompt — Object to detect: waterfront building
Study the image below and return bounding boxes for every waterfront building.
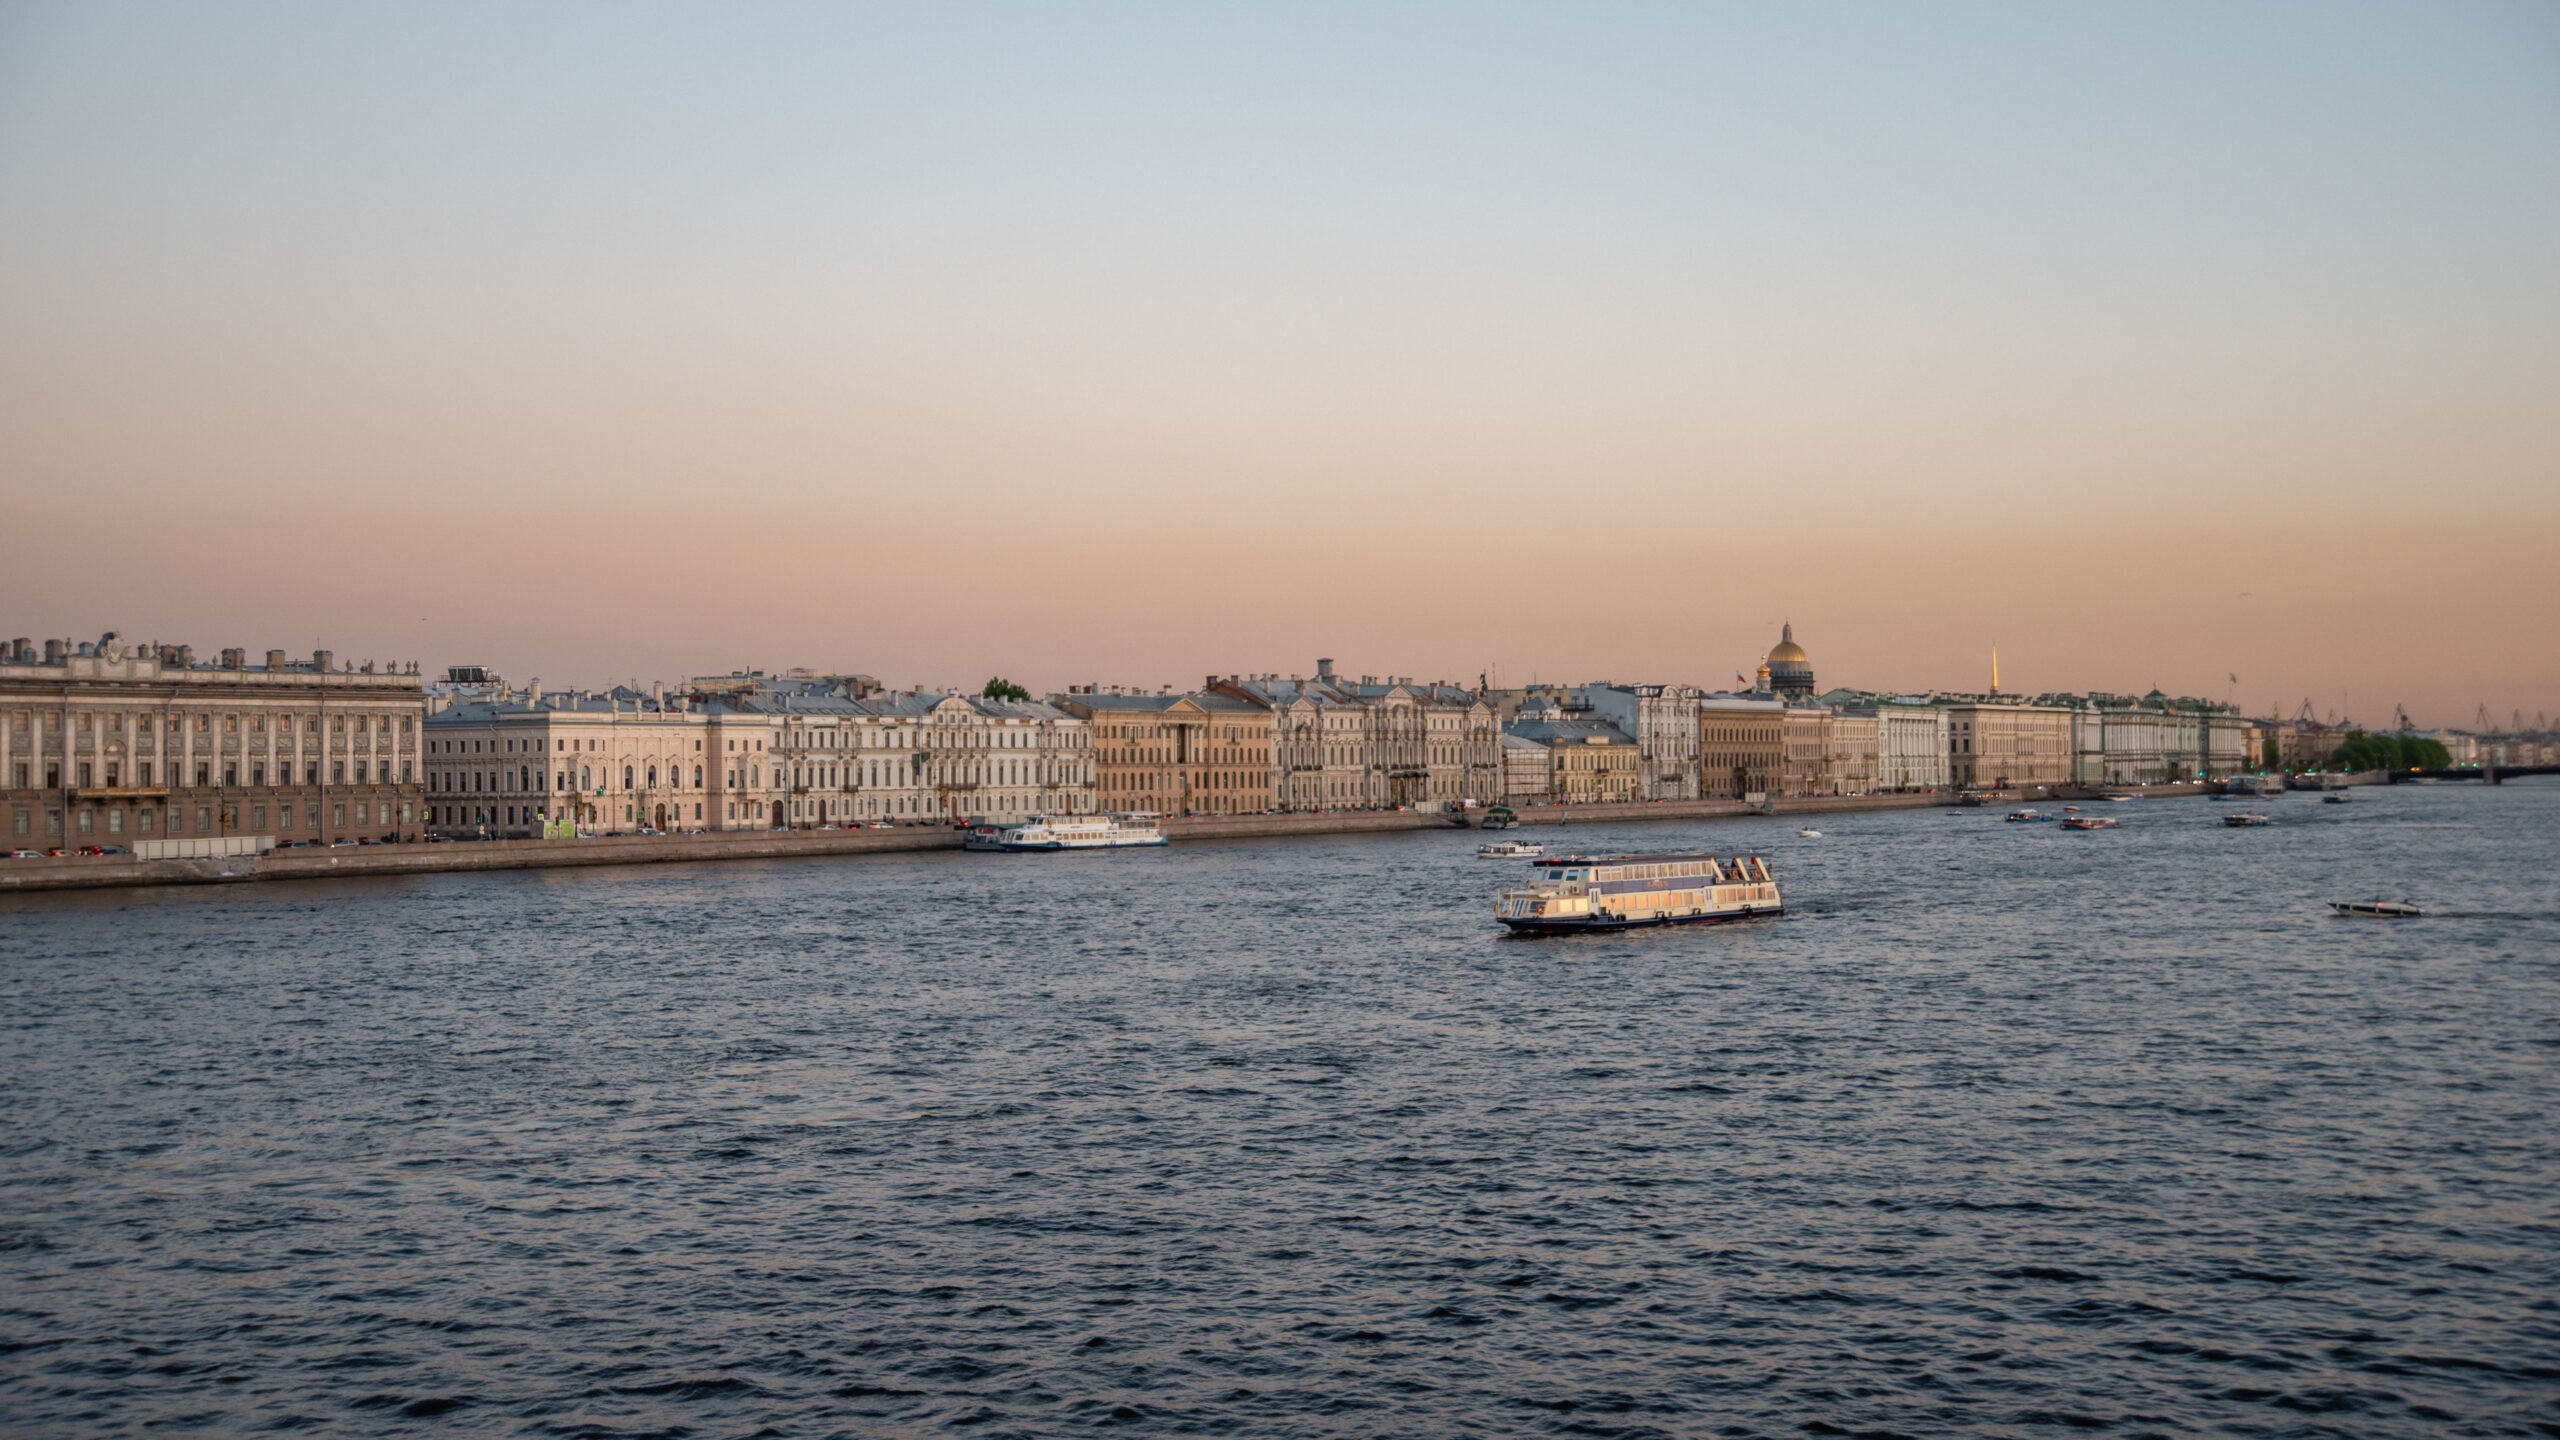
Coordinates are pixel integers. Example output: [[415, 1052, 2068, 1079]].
[[1824, 709, 1879, 795], [1500, 731, 1551, 799], [1940, 697, 2074, 789], [1332, 674, 1501, 807], [1059, 688, 1269, 816], [1762, 623, 1816, 700], [1574, 683, 1702, 799], [1502, 710, 1639, 803], [3, 633, 425, 847], [761, 680, 1095, 827], [1211, 662, 1497, 811], [1696, 693, 1786, 798], [425, 687, 743, 836], [1781, 707, 1833, 796]]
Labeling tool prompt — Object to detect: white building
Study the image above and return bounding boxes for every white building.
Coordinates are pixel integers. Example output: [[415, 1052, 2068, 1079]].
[[1574, 683, 1702, 799]]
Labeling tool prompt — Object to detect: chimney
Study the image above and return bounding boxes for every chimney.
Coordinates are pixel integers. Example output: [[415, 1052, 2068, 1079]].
[[529, 679, 544, 703], [45, 639, 67, 663], [314, 649, 333, 672], [170, 644, 193, 667], [1316, 657, 1335, 683], [220, 648, 244, 669], [266, 649, 287, 669]]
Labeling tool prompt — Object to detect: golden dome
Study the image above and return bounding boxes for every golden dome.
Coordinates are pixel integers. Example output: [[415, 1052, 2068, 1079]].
[[1766, 622, 1809, 665]]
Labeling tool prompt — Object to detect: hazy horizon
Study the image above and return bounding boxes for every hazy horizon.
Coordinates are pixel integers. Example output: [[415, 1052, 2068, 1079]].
[[4, 3, 2554, 727]]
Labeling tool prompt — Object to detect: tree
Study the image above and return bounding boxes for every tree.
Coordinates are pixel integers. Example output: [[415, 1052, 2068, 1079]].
[[982, 677, 1031, 702]]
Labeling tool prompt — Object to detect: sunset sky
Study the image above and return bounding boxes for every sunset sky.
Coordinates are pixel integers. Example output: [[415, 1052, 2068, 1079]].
[[3, 3, 2554, 726]]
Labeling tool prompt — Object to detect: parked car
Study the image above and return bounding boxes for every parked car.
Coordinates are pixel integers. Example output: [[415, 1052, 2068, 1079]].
[[5, 849, 42, 859]]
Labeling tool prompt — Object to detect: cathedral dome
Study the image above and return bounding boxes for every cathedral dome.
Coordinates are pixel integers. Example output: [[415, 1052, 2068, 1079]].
[[1764, 622, 1814, 698]]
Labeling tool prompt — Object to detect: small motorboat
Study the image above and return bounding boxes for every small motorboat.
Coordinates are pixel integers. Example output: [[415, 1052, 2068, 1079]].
[[1797, 828, 1822, 837], [1478, 839, 1545, 859], [2333, 898, 2421, 918], [2005, 808, 2052, 823], [2223, 811, 2272, 827], [2323, 793, 2352, 805], [2060, 815, 2119, 830]]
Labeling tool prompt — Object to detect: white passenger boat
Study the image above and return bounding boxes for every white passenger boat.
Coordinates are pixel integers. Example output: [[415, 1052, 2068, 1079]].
[[2223, 811, 2272, 827], [2059, 814, 2119, 830], [965, 812, 1167, 851], [1493, 852, 1779, 934], [2333, 898, 2420, 918], [1477, 840, 1545, 859], [2006, 808, 2053, 823]]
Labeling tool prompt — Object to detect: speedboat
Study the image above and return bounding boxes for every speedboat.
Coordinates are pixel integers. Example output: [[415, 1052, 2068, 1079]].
[[1797, 828, 1822, 837], [2223, 811, 2272, 827], [2060, 815, 2118, 830], [2005, 808, 2052, 823], [1477, 839, 1545, 859], [2323, 793, 2351, 805], [2332, 898, 2420, 918]]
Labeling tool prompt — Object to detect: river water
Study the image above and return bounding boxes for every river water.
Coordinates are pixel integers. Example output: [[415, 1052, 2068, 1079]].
[[3, 783, 2555, 1437]]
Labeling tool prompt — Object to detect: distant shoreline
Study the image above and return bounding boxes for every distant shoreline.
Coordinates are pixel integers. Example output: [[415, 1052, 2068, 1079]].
[[0, 782, 2264, 896]]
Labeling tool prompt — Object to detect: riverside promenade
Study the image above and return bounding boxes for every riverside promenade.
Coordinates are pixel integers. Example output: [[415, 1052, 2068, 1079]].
[[0, 785, 2219, 896]]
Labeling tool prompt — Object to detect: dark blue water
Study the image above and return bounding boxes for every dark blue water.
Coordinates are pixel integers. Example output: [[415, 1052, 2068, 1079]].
[[4, 783, 2556, 1437]]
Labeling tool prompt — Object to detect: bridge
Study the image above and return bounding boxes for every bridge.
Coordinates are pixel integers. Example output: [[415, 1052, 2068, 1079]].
[[2399, 766, 2560, 783]]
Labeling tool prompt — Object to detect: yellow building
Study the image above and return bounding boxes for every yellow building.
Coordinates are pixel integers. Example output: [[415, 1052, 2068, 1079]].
[[1058, 690, 1274, 815], [1697, 695, 1786, 798]]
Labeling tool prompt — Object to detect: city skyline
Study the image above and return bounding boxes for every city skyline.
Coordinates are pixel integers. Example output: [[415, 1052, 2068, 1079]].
[[3, 3, 2554, 725]]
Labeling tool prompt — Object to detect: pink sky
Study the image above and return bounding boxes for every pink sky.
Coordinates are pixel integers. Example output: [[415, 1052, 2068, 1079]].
[[3, 5, 2553, 728]]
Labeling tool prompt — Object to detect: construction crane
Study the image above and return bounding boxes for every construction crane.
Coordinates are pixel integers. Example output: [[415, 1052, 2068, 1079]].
[[2394, 703, 2413, 733], [2295, 698, 2319, 725], [2477, 703, 2498, 733]]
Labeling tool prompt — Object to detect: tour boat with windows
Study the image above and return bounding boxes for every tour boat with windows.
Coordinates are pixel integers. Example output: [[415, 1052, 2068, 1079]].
[[1480, 805, 1520, 831], [1493, 852, 1779, 934], [2059, 814, 2119, 830], [965, 812, 1168, 851], [2006, 808, 2053, 823], [2223, 811, 2272, 827], [1477, 839, 1545, 859]]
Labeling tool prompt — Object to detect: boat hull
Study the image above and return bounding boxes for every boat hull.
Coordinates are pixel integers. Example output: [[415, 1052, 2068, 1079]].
[[1500, 904, 1780, 935]]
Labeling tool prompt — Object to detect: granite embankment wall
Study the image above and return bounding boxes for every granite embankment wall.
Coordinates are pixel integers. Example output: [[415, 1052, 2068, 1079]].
[[0, 785, 2226, 896]]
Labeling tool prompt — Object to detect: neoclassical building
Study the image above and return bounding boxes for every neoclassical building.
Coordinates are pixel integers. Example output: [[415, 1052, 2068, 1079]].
[[4, 632, 425, 847]]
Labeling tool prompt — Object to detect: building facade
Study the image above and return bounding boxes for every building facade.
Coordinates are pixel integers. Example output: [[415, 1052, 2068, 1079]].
[[1060, 689, 1269, 816], [4, 633, 425, 848], [1575, 683, 1702, 799], [1824, 710, 1879, 795], [1696, 694, 1786, 798], [1503, 710, 1640, 803], [1942, 699, 2074, 789]]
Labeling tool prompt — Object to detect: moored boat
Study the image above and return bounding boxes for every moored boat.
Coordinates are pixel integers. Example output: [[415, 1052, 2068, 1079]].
[[1480, 804, 1520, 831], [1494, 851, 1779, 934], [965, 812, 1167, 851], [1477, 839, 1545, 859]]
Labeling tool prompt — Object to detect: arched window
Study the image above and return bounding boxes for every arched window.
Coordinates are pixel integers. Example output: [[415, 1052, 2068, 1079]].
[[648, 765, 658, 786], [693, 766, 703, 787], [623, 765, 634, 789], [580, 766, 591, 790]]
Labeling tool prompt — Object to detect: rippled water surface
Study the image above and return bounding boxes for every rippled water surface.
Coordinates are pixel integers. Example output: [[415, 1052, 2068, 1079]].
[[5, 783, 2558, 1438]]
